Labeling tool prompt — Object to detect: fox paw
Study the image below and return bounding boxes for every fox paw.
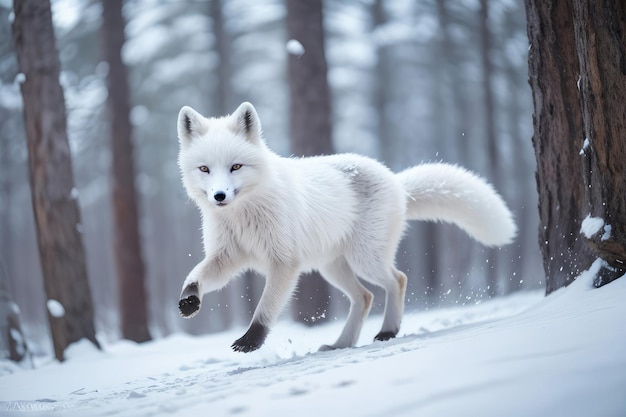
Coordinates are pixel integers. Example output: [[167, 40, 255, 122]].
[[231, 322, 268, 353], [318, 344, 346, 352], [179, 283, 201, 318], [374, 330, 397, 342], [179, 295, 200, 317]]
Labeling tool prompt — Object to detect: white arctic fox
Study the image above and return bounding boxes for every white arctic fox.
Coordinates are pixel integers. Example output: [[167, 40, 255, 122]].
[[177, 102, 516, 352]]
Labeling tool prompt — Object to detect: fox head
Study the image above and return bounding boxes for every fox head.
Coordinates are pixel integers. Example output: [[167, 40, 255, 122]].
[[177, 102, 269, 210]]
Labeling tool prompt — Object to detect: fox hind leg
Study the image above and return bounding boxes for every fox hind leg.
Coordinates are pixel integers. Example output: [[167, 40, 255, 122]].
[[318, 257, 373, 351], [352, 261, 407, 342], [374, 268, 407, 341]]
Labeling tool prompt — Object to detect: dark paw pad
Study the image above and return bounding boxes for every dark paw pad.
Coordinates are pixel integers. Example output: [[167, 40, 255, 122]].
[[231, 322, 268, 353], [179, 295, 200, 317], [374, 330, 397, 342]]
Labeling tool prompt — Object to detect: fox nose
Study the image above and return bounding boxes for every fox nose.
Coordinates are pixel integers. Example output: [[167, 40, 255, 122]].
[[214, 191, 226, 202]]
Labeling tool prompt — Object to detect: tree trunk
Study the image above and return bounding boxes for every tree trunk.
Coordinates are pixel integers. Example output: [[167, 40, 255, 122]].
[[573, 0, 626, 286], [525, 0, 596, 293], [210, 0, 233, 115], [12, 0, 99, 361], [286, 0, 332, 325], [101, 0, 151, 343], [372, 0, 393, 166], [479, 0, 500, 297]]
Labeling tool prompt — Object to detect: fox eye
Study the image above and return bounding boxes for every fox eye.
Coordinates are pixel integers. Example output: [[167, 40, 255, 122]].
[[231, 164, 242, 171], [199, 165, 209, 173]]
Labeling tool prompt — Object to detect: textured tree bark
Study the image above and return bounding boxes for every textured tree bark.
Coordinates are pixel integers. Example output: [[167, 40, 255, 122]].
[[573, 0, 626, 286], [12, 0, 99, 360], [286, 0, 332, 325], [525, 1, 626, 293], [101, 0, 151, 342], [524, 0, 595, 294]]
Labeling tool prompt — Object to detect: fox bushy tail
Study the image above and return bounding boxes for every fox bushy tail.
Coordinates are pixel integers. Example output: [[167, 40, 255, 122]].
[[396, 163, 517, 247]]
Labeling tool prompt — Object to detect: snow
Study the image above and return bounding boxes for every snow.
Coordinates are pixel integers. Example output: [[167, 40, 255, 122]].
[[9, 329, 25, 357], [46, 300, 65, 318], [580, 215, 605, 239], [2, 270, 626, 416], [14, 73, 25, 85], [579, 137, 590, 155], [286, 39, 305, 57]]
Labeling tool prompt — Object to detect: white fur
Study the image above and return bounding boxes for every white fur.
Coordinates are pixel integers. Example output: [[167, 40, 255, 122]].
[[397, 164, 517, 247], [177, 102, 516, 351]]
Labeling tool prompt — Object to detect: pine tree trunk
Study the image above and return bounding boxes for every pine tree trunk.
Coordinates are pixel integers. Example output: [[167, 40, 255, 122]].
[[12, 0, 99, 361], [286, 0, 332, 325], [573, 0, 626, 286], [101, 0, 151, 342], [526, 0, 626, 291]]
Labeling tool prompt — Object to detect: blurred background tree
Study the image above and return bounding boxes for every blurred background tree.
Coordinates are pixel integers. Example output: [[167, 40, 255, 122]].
[[286, 0, 333, 326], [12, 0, 99, 361], [101, 0, 151, 343]]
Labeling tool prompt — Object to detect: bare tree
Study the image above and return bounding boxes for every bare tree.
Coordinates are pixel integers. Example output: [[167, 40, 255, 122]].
[[12, 0, 99, 360], [286, 0, 333, 324], [101, 0, 151, 342], [524, 0, 625, 292]]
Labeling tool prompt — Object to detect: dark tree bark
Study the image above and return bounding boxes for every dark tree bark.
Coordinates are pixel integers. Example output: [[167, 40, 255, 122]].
[[525, 0, 624, 293], [573, 0, 626, 286], [12, 0, 99, 361], [101, 0, 151, 342], [286, 0, 333, 325], [525, 0, 592, 293]]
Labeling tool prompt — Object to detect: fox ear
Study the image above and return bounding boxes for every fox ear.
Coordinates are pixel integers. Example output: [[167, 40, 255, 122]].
[[231, 102, 261, 142], [177, 106, 207, 145]]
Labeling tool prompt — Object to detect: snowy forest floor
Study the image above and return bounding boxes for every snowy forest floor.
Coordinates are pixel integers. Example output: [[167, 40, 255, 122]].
[[1, 263, 625, 417]]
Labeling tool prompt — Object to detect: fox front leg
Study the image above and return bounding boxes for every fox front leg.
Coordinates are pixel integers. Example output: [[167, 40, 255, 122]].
[[179, 257, 233, 318], [231, 265, 300, 353], [179, 282, 201, 317]]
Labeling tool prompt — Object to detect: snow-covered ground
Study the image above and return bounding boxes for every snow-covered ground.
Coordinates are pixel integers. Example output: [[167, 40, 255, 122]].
[[1, 263, 625, 417]]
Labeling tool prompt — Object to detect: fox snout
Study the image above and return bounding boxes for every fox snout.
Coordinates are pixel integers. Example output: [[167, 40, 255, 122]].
[[208, 188, 237, 206], [214, 191, 226, 202]]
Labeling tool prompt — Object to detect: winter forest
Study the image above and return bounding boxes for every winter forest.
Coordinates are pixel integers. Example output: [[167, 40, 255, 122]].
[[1, 0, 539, 353], [1, 0, 626, 414], [0, 0, 626, 417]]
